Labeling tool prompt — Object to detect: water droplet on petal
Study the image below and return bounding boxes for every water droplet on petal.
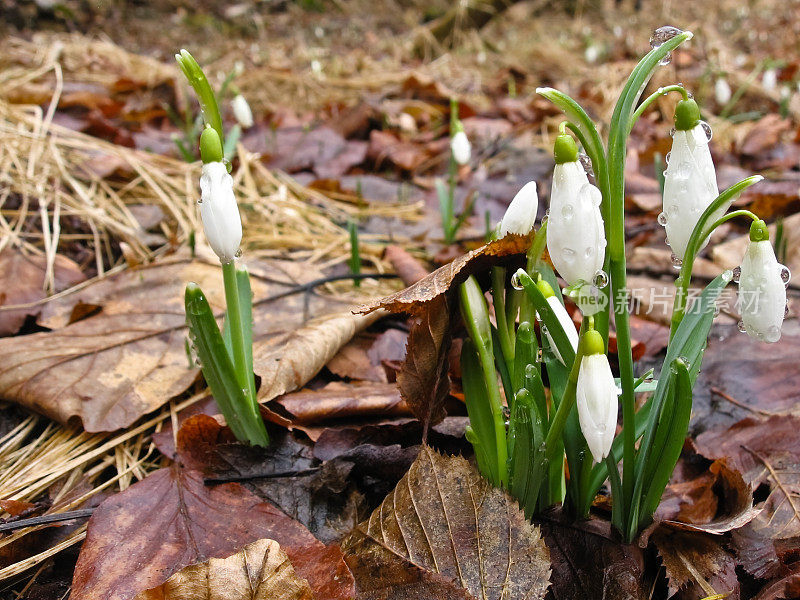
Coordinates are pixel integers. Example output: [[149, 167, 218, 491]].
[[235, 248, 243, 258], [670, 253, 683, 268], [657, 212, 668, 226], [562, 247, 576, 263], [562, 204, 574, 219], [510, 271, 524, 290], [700, 120, 713, 141], [767, 325, 781, 341], [592, 269, 609, 288], [780, 265, 791, 285], [197, 198, 203, 204], [785, 303, 791, 317], [737, 320, 747, 333], [677, 161, 692, 179], [665, 151, 671, 164], [669, 126, 676, 137]]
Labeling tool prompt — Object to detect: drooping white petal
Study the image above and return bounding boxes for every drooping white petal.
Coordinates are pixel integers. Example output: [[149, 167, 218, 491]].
[[715, 78, 732, 105], [499, 181, 538, 237], [546, 161, 606, 286], [739, 240, 787, 343], [200, 162, 242, 263], [662, 124, 720, 260], [231, 94, 254, 128], [544, 296, 578, 365], [451, 131, 471, 165], [576, 353, 619, 463]]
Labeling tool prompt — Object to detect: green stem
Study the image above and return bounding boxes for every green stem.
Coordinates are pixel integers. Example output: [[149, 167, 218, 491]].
[[629, 84, 689, 133], [175, 50, 224, 144], [669, 177, 763, 337], [492, 268, 515, 367], [222, 261, 256, 404]]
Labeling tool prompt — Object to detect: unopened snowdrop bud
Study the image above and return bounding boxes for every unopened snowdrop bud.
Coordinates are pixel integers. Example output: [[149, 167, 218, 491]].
[[661, 99, 720, 260], [199, 160, 242, 264], [575, 329, 618, 463], [762, 68, 778, 92], [547, 133, 606, 287], [738, 220, 788, 343], [499, 182, 538, 236], [715, 77, 732, 105], [537, 279, 578, 365], [231, 94, 254, 128], [451, 129, 471, 166]]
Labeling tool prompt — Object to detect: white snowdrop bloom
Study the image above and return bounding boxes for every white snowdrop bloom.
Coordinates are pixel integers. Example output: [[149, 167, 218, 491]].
[[661, 99, 720, 260], [199, 162, 242, 264], [499, 181, 538, 236], [451, 130, 471, 165], [738, 223, 788, 343], [231, 94, 254, 129], [762, 68, 778, 92], [547, 155, 606, 286], [715, 78, 732, 105], [576, 330, 618, 463], [584, 44, 601, 64]]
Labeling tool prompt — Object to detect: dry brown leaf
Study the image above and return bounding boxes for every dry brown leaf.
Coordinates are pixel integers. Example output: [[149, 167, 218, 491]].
[[384, 244, 430, 286], [271, 381, 408, 424], [359, 235, 529, 318], [71, 465, 354, 600], [342, 447, 551, 600], [0, 255, 363, 431], [135, 539, 313, 600], [652, 530, 739, 599], [0, 249, 85, 336]]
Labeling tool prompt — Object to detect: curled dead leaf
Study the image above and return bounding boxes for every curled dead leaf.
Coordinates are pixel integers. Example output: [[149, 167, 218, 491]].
[[134, 538, 313, 600]]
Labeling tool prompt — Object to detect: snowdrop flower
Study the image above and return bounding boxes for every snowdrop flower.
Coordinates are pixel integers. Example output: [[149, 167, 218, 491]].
[[537, 279, 578, 365], [715, 78, 732, 105], [762, 68, 778, 92], [499, 182, 538, 236], [738, 220, 788, 343], [546, 133, 606, 287], [231, 94, 254, 129], [576, 329, 618, 463], [199, 126, 241, 264], [661, 99, 720, 260], [451, 129, 471, 165]]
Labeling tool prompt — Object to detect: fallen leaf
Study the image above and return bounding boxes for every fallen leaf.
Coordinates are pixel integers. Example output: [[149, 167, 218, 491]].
[[368, 130, 429, 172], [134, 538, 313, 600], [0, 255, 363, 431], [384, 244, 430, 286], [0, 249, 85, 336], [271, 381, 409, 424], [538, 511, 649, 600], [71, 465, 354, 600], [341, 447, 551, 600], [740, 114, 792, 156], [652, 530, 739, 599]]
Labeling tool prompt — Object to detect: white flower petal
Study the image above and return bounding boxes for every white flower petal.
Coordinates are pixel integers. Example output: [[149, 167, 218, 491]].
[[662, 124, 720, 259], [500, 181, 538, 236], [231, 94, 254, 129], [739, 240, 786, 343], [451, 131, 471, 165], [544, 295, 578, 365], [576, 353, 618, 463], [200, 162, 242, 263], [547, 161, 606, 286]]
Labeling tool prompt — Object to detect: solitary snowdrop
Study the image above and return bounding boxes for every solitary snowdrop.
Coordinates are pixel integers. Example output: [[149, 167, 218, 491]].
[[499, 181, 538, 236], [575, 329, 618, 463], [198, 126, 241, 264], [661, 99, 720, 260], [715, 77, 732, 105], [546, 132, 606, 287], [762, 68, 778, 92], [738, 220, 788, 343], [537, 279, 578, 365], [231, 94, 254, 128], [451, 129, 471, 165]]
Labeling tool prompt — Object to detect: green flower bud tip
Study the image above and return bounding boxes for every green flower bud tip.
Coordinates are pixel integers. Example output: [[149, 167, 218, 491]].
[[535, 279, 556, 298], [674, 98, 700, 131], [200, 125, 223, 164], [553, 133, 579, 164], [580, 328, 605, 356], [749, 218, 770, 242]]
